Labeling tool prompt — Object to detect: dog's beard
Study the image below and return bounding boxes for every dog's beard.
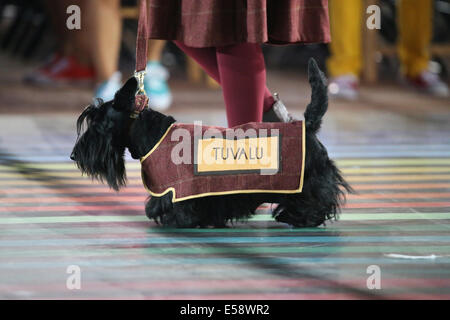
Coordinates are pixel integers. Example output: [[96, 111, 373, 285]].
[[71, 103, 127, 191]]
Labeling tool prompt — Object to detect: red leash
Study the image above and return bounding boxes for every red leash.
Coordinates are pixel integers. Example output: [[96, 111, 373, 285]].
[[134, 0, 150, 115]]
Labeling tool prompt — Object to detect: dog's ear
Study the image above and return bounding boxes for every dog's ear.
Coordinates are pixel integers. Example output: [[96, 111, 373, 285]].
[[71, 123, 127, 191], [103, 142, 127, 191], [113, 77, 138, 112]]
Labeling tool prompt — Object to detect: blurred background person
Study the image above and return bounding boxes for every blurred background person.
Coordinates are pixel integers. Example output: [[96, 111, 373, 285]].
[[327, 0, 449, 100], [24, 0, 172, 110], [23, 0, 95, 85]]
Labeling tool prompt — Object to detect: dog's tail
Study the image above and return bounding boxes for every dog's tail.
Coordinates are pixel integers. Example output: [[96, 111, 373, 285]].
[[304, 58, 328, 134]]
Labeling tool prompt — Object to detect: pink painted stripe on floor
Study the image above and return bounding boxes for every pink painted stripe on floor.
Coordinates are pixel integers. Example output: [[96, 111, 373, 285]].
[[3, 278, 450, 293], [0, 187, 144, 194], [352, 183, 450, 190], [2, 192, 450, 204], [2, 183, 449, 196], [38, 293, 450, 300], [0, 196, 145, 204], [0, 205, 142, 212], [345, 202, 450, 209], [138, 293, 450, 300], [34, 293, 369, 300]]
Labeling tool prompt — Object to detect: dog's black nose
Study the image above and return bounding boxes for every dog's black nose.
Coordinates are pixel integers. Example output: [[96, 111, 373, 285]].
[[70, 152, 76, 161]]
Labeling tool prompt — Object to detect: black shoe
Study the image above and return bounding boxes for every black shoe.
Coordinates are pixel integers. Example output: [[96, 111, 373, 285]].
[[262, 93, 297, 123]]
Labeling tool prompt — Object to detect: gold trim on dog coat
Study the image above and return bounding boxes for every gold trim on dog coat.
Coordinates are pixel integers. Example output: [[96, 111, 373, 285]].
[[140, 121, 305, 203]]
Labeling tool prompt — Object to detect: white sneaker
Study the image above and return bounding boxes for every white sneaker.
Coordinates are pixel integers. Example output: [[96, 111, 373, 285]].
[[144, 62, 173, 111], [404, 70, 449, 98], [328, 74, 359, 100], [94, 72, 122, 102]]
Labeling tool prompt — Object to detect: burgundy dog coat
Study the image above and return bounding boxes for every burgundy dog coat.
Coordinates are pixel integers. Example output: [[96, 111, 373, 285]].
[[140, 121, 305, 202]]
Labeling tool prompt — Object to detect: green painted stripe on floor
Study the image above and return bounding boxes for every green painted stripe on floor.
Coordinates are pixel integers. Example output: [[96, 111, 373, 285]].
[[2, 224, 450, 234], [339, 213, 450, 221], [249, 213, 450, 221]]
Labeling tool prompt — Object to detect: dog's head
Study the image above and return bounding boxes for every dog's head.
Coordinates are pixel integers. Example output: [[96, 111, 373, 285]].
[[70, 77, 138, 190]]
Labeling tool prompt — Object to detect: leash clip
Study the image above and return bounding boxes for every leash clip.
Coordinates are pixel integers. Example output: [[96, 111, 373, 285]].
[[132, 70, 149, 118], [134, 70, 147, 96]]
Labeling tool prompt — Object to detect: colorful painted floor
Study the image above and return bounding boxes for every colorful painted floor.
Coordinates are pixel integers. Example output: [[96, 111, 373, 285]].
[[1, 59, 450, 299]]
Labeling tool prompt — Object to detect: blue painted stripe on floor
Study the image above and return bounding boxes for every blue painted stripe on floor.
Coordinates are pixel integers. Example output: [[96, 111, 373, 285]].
[[1, 257, 450, 269], [1, 235, 450, 247]]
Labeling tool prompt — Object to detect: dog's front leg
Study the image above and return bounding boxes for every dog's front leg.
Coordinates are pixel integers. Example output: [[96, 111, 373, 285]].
[[145, 193, 173, 225], [145, 193, 201, 227]]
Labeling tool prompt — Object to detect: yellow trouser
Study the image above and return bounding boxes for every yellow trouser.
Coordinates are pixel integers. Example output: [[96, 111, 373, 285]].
[[327, 0, 432, 78]]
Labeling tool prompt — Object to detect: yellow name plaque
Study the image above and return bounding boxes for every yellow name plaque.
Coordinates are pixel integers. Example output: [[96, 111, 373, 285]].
[[194, 135, 281, 175]]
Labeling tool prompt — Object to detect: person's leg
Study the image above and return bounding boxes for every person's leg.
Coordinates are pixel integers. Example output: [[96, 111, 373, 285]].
[[67, 0, 92, 67], [45, 0, 68, 53], [397, 0, 448, 97], [215, 43, 266, 127], [174, 41, 275, 113], [145, 40, 173, 110], [327, 0, 362, 77], [80, 0, 122, 100], [147, 40, 166, 62], [84, 0, 122, 83], [24, 0, 95, 85], [397, 0, 431, 77]]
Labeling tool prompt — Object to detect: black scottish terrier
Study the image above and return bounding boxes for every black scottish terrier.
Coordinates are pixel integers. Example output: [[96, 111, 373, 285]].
[[71, 59, 352, 228]]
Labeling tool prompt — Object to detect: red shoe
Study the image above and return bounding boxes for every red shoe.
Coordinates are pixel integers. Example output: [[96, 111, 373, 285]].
[[24, 55, 95, 86], [24, 53, 62, 84]]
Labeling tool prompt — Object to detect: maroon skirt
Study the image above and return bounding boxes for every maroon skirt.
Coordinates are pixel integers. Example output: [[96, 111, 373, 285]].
[[147, 0, 330, 48]]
